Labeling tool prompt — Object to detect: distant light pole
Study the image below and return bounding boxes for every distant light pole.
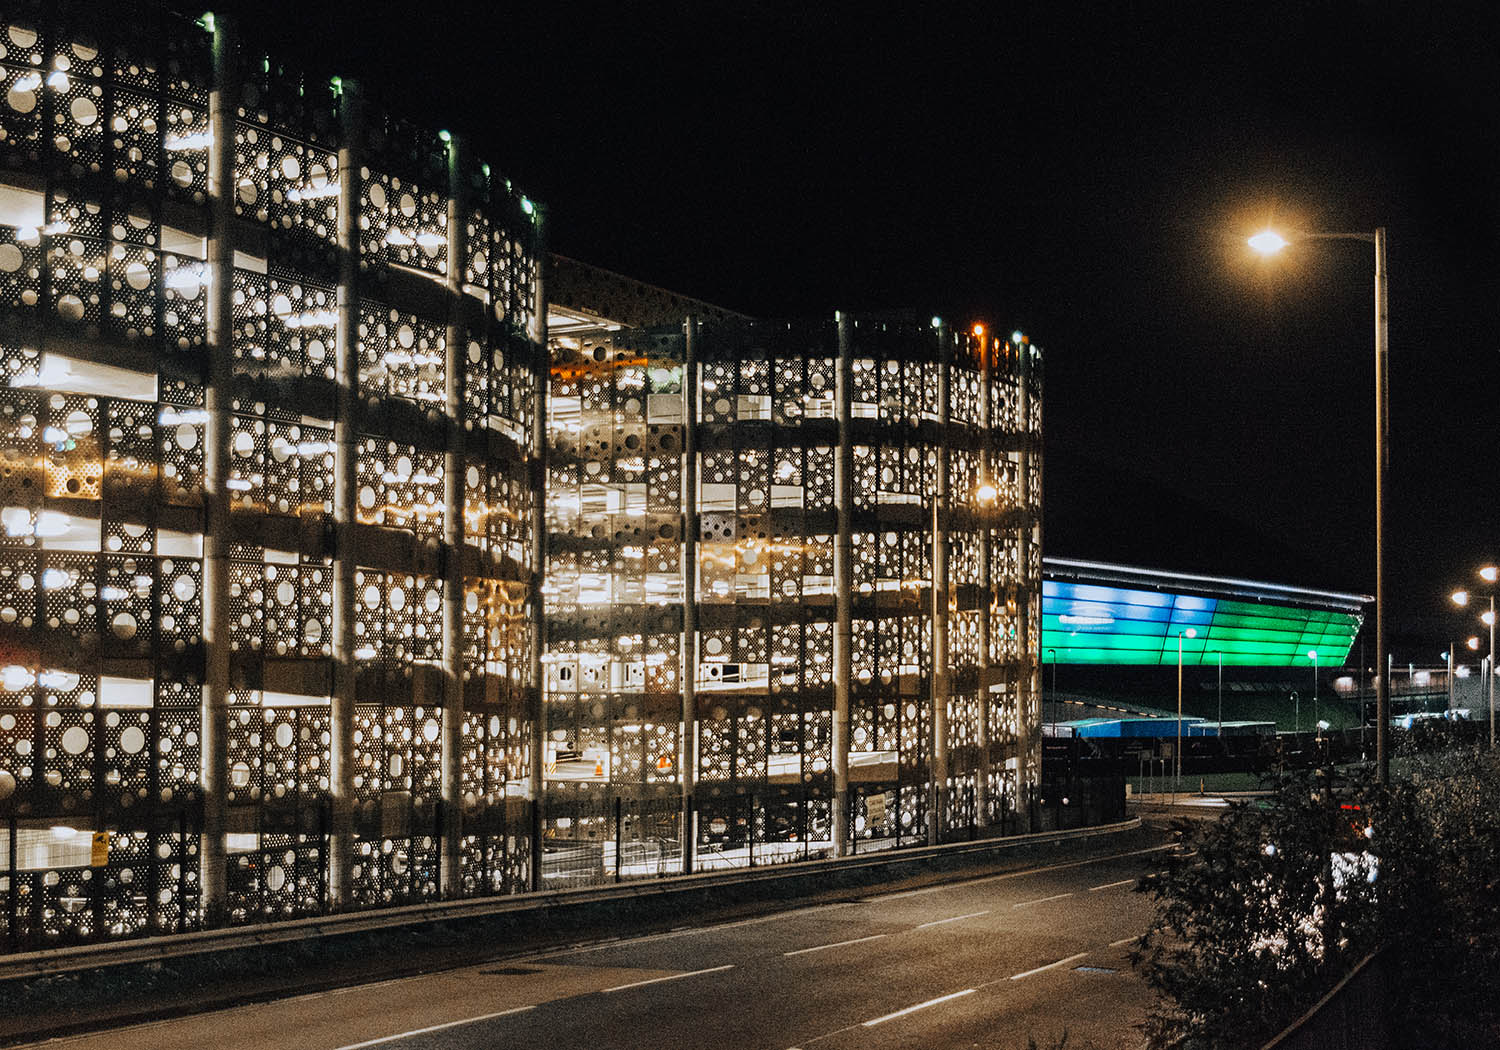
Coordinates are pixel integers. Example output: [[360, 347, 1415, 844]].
[[1444, 646, 1454, 712], [1308, 649, 1319, 731], [1215, 649, 1224, 737], [1175, 627, 1198, 796], [1250, 226, 1388, 783], [1046, 647, 1057, 734], [1452, 567, 1497, 748]]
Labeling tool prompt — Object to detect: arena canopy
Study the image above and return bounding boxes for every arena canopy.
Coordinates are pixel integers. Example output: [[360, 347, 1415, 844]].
[[1042, 558, 1369, 668]]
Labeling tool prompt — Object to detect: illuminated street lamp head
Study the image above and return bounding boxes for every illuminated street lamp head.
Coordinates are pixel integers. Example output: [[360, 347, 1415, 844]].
[[1307, 649, 1318, 661], [1482, 566, 1498, 583], [1453, 590, 1470, 607], [1469, 637, 1482, 650], [1248, 230, 1289, 255], [1181, 627, 1197, 639], [974, 481, 999, 506], [1484, 609, 1496, 627]]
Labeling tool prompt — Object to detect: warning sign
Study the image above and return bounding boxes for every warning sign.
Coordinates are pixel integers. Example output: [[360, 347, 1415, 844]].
[[90, 831, 109, 867], [865, 793, 886, 824]]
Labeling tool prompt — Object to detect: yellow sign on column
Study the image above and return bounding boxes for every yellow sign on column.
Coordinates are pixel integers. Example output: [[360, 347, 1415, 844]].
[[90, 831, 109, 867]]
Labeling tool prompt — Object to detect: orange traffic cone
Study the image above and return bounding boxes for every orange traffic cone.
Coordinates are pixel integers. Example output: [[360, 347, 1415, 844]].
[[593, 759, 604, 777]]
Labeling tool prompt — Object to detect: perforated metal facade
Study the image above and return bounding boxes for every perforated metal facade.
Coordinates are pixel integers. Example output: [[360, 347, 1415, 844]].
[[0, 3, 543, 946], [0, 4, 1042, 951]]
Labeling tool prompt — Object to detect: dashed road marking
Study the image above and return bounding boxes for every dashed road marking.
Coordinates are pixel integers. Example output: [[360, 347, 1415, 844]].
[[602, 963, 735, 993]]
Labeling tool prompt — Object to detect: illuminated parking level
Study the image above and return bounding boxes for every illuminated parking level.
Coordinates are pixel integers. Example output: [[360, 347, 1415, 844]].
[[542, 313, 1043, 878], [0, 5, 1044, 948]]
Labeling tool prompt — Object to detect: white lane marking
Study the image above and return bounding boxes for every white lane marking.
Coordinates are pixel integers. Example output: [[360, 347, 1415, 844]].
[[1109, 936, 1139, 948], [1009, 952, 1090, 981], [862, 988, 976, 1027], [863, 843, 1173, 903], [602, 963, 735, 993], [535, 902, 854, 958], [915, 910, 989, 929], [784, 933, 888, 956], [1013, 892, 1072, 908], [1089, 879, 1136, 892], [332, 1005, 535, 1050]]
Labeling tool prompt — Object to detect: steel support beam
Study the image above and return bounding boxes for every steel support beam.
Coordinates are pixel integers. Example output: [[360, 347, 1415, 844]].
[[438, 136, 469, 896], [832, 312, 854, 857], [527, 212, 549, 892], [679, 316, 700, 873], [1015, 339, 1036, 832], [928, 326, 951, 847], [199, 13, 238, 923], [976, 332, 993, 828], [329, 79, 365, 907]]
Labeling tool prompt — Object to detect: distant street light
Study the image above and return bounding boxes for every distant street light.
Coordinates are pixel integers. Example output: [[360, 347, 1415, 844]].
[[1176, 627, 1198, 796], [1250, 225, 1389, 782], [1451, 570, 1496, 748]]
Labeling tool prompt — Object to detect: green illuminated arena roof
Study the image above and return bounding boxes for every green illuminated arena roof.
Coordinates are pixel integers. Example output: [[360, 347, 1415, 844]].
[[1042, 559, 1369, 668]]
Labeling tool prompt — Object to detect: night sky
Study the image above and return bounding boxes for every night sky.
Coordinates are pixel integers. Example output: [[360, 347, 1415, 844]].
[[223, 0, 1500, 658]]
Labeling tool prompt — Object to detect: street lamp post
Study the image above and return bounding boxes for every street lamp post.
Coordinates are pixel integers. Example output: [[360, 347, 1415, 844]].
[[1175, 627, 1197, 797], [1308, 649, 1319, 732], [1250, 226, 1389, 783]]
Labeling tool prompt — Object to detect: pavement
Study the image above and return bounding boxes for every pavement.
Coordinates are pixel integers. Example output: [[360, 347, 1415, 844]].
[[4, 837, 1174, 1050]]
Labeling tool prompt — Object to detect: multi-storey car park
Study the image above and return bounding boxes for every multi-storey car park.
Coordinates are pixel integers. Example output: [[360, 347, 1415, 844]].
[[0, 6, 1044, 947]]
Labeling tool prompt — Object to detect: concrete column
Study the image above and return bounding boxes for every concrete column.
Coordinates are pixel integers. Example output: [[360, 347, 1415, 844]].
[[329, 80, 364, 907], [831, 312, 853, 857], [928, 326, 951, 847], [1014, 338, 1035, 832], [438, 136, 468, 896], [199, 14, 238, 923], [679, 317, 699, 873], [527, 210, 548, 892], [976, 332, 993, 827]]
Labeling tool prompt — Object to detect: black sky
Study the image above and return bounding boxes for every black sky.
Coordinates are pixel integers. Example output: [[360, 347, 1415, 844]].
[[222, 0, 1500, 656]]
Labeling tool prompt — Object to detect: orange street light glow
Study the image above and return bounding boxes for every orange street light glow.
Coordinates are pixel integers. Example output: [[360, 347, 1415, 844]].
[[1248, 230, 1289, 255]]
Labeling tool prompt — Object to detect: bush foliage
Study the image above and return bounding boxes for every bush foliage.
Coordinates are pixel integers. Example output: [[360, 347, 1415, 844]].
[[1133, 734, 1500, 1049]]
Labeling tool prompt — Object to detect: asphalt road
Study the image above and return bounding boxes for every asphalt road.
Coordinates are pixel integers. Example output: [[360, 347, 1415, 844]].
[[17, 842, 1171, 1050]]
